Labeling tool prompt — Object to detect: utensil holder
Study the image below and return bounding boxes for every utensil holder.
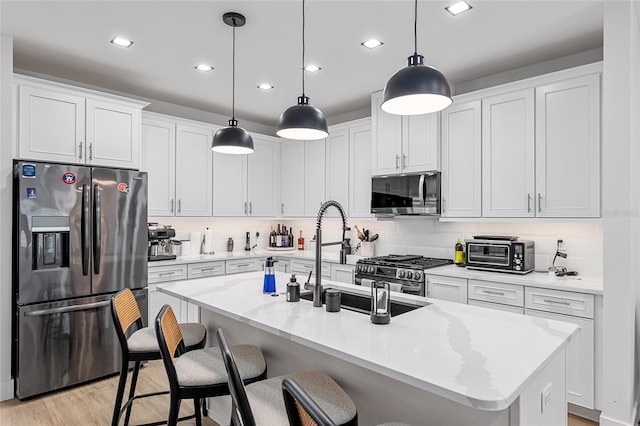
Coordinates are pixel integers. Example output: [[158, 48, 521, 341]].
[[361, 241, 375, 257]]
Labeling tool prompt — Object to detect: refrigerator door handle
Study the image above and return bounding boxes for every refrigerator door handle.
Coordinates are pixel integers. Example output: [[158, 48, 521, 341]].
[[23, 300, 111, 316], [81, 184, 90, 276], [93, 184, 101, 275]]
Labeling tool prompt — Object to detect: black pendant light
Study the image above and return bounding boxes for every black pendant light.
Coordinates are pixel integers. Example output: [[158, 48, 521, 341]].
[[212, 12, 254, 154], [276, 0, 328, 140], [381, 0, 452, 115]]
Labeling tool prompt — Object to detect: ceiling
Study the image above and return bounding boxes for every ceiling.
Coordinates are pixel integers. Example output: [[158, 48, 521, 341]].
[[1, 1, 603, 127]]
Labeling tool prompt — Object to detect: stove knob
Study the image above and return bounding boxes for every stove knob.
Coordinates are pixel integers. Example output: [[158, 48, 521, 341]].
[[515, 265, 522, 271], [514, 258, 522, 265], [413, 271, 422, 281], [406, 271, 413, 279], [397, 270, 406, 278], [368, 266, 376, 274]]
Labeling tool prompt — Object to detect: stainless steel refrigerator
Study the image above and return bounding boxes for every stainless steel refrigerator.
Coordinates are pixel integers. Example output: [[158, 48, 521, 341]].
[[13, 160, 148, 399]]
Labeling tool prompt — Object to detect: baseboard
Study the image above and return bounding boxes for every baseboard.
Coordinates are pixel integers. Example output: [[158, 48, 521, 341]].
[[599, 413, 636, 426], [0, 378, 14, 401], [569, 403, 601, 423]]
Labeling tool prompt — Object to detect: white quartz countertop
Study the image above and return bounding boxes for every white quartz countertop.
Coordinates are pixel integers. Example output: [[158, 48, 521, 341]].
[[426, 265, 603, 295], [148, 250, 361, 267], [158, 272, 578, 411]]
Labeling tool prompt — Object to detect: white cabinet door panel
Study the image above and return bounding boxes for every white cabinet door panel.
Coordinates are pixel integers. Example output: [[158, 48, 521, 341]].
[[403, 113, 439, 173], [349, 123, 373, 218], [426, 275, 467, 303], [482, 89, 535, 217], [536, 74, 600, 217], [325, 128, 349, 217], [525, 309, 594, 409], [142, 118, 176, 216], [86, 99, 140, 169], [19, 85, 85, 163], [371, 91, 402, 175], [248, 136, 280, 216], [281, 139, 305, 217], [175, 124, 213, 216], [213, 151, 247, 216], [304, 140, 326, 216], [441, 100, 482, 217]]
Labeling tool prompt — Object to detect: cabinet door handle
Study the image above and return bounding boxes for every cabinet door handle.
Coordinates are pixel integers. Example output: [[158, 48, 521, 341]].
[[543, 299, 571, 306], [78, 141, 83, 159], [538, 193, 542, 213], [170, 199, 174, 213], [178, 199, 182, 213], [395, 155, 400, 170], [426, 278, 431, 297], [88, 143, 93, 160], [158, 271, 176, 276], [483, 289, 505, 296], [442, 197, 446, 213], [201, 267, 220, 272], [281, 203, 284, 214], [527, 194, 532, 213], [244, 202, 248, 215], [235, 263, 250, 268], [249, 202, 252, 215], [403, 154, 407, 169]]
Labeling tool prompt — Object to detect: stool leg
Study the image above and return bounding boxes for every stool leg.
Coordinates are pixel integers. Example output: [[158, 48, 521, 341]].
[[168, 396, 181, 426], [123, 361, 141, 426], [111, 359, 129, 426], [202, 398, 208, 416], [194, 398, 202, 426]]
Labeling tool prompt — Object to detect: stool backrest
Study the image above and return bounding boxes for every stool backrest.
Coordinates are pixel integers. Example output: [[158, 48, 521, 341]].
[[155, 305, 186, 393], [282, 377, 336, 426], [111, 288, 144, 351], [216, 329, 256, 426]]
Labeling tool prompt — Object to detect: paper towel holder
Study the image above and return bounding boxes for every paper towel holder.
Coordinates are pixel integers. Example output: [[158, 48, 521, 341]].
[[202, 227, 215, 255]]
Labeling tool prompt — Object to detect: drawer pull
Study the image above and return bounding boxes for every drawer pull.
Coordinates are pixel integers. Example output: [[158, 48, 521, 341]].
[[200, 267, 220, 272], [543, 299, 571, 306], [234, 263, 250, 268], [483, 289, 505, 296], [158, 271, 176, 276]]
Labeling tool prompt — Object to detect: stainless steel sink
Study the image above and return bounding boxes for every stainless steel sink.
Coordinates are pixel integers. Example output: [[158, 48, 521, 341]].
[[300, 288, 427, 317]]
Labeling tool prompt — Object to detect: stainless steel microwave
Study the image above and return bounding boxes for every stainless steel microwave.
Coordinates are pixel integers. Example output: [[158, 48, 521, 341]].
[[465, 236, 535, 274], [371, 172, 441, 216]]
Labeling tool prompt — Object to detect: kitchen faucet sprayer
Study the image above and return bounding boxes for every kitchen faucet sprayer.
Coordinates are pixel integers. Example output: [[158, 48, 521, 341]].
[[310, 200, 351, 307]]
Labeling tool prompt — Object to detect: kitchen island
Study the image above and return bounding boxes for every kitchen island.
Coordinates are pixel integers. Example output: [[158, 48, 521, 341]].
[[159, 271, 578, 425]]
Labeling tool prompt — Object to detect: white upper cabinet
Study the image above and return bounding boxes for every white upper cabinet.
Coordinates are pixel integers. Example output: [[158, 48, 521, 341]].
[[141, 116, 176, 217], [348, 122, 373, 218], [304, 139, 326, 216], [281, 139, 306, 217], [247, 135, 280, 217], [441, 100, 482, 218], [535, 74, 600, 217], [175, 123, 213, 217], [16, 75, 147, 169], [371, 90, 440, 176], [325, 128, 349, 217], [482, 89, 535, 217], [212, 147, 247, 217]]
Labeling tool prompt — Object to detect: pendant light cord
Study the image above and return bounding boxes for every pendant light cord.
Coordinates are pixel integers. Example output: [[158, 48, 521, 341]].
[[232, 21, 236, 121], [414, 0, 418, 55], [301, 0, 306, 97]]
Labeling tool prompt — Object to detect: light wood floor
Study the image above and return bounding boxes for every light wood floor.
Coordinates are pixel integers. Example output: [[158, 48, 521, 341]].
[[0, 360, 598, 426]]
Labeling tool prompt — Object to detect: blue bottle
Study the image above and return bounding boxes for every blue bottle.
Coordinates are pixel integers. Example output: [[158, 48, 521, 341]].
[[263, 257, 278, 294]]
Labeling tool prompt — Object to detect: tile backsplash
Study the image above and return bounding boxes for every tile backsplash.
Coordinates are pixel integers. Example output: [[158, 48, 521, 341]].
[[151, 217, 603, 279]]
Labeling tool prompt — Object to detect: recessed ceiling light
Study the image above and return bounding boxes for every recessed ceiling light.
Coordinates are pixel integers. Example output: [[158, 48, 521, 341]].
[[361, 39, 383, 49], [446, 1, 472, 16], [257, 83, 274, 90], [195, 64, 214, 72], [111, 36, 133, 48], [304, 65, 321, 73]]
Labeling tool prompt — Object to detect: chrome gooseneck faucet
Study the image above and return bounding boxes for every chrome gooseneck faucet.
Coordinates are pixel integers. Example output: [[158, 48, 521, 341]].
[[307, 200, 350, 307]]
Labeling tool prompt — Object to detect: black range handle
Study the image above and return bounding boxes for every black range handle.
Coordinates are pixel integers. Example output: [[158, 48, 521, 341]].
[[92, 184, 101, 275]]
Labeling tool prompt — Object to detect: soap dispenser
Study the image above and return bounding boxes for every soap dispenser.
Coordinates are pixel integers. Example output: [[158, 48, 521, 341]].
[[263, 257, 279, 294]]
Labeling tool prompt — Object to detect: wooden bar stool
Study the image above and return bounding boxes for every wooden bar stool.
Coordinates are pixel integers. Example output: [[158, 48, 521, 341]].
[[110, 289, 207, 426], [155, 305, 268, 426], [216, 328, 358, 426], [282, 378, 411, 426]]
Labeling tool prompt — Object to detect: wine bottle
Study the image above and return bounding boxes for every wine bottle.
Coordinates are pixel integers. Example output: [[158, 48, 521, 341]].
[[282, 226, 289, 247], [289, 228, 294, 247], [276, 224, 282, 247], [298, 230, 304, 251], [270, 225, 276, 247]]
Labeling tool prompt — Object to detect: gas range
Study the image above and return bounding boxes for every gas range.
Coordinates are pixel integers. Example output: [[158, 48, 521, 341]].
[[354, 254, 452, 296]]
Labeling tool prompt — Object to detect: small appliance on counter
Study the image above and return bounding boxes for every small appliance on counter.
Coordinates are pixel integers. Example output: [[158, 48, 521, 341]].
[[465, 236, 535, 274], [148, 223, 177, 261]]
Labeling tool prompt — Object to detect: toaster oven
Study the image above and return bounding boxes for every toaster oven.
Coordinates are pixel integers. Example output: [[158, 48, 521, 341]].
[[465, 236, 535, 274]]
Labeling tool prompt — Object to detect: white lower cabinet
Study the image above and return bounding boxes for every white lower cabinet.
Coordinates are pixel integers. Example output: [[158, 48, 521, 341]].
[[330, 264, 355, 284], [467, 279, 524, 307], [148, 263, 199, 324], [225, 258, 264, 275], [468, 299, 524, 314], [290, 259, 330, 282], [425, 275, 467, 303]]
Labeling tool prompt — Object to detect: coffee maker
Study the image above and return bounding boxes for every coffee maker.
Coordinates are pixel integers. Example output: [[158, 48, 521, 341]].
[[148, 223, 177, 261]]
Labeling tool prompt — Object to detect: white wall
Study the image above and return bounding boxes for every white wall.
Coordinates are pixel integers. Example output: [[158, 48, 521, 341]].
[[0, 35, 14, 401], [601, 1, 640, 425]]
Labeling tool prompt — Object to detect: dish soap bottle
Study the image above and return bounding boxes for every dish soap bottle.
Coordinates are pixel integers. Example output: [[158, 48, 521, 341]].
[[263, 257, 278, 294], [454, 239, 465, 266]]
